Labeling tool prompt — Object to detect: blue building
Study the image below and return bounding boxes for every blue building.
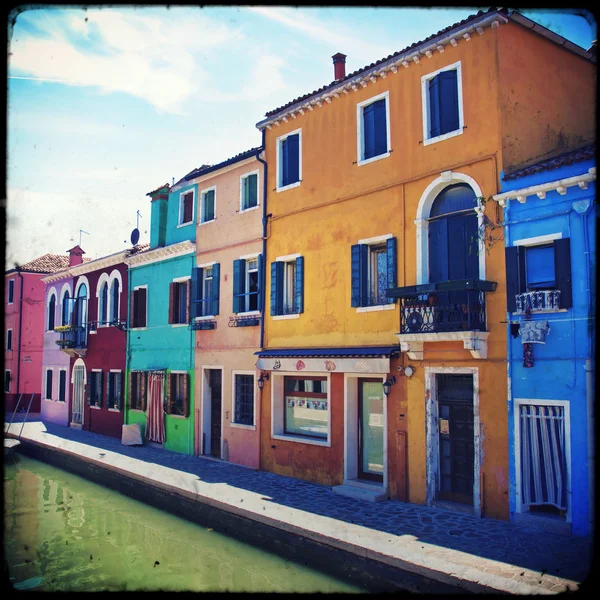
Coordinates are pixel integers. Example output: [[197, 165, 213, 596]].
[[493, 144, 596, 537]]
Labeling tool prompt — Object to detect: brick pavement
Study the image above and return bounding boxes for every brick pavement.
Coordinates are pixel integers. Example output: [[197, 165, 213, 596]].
[[5, 417, 593, 594]]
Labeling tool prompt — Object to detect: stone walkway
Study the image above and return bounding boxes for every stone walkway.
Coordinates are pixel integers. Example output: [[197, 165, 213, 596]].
[[5, 417, 593, 594]]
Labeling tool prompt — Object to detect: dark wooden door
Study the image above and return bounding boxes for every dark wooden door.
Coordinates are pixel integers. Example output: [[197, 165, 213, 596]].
[[437, 374, 474, 504], [209, 370, 222, 457]]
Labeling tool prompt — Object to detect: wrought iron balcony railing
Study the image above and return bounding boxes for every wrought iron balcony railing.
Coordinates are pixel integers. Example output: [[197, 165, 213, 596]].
[[55, 325, 88, 349], [386, 279, 497, 335]]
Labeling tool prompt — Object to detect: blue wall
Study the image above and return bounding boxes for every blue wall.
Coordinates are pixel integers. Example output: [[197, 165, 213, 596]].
[[501, 158, 595, 537], [165, 183, 197, 246]]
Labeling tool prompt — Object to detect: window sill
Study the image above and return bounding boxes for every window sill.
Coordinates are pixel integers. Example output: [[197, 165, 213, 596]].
[[130, 327, 147, 331], [357, 151, 390, 167], [43, 398, 53, 402], [129, 408, 145, 413], [90, 405, 101, 410], [272, 433, 330, 447], [171, 323, 188, 328], [89, 330, 97, 335], [198, 218, 216, 227], [195, 315, 216, 321], [166, 414, 188, 419], [513, 308, 567, 315], [272, 313, 300, 320], [230, 423, 256, 431], [276, 181, 301, 193], [177, 221, 194, 228], [356, 303, 396, 313], [423, 127, 463, 147], [108, 407, 120, 412], [240, 205, 259, 214], [237, 310, 260, 317]]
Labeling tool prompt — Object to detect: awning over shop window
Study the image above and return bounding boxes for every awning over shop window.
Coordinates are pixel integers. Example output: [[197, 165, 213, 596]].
[[255, 346, 399, 375]]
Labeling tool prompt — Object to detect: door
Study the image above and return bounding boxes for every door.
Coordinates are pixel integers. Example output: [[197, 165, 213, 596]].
[[209, 370, 222, 458], [437, 374, 474, 504], [71, 363, 86, 426], [358, 379, 384, 482]]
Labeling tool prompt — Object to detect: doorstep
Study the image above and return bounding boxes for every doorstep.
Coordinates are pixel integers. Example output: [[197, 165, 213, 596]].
[[332, 479, 388, 502]]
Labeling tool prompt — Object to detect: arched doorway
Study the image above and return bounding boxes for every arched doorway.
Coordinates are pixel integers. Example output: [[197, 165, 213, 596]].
[[71, 358, 86, 428]]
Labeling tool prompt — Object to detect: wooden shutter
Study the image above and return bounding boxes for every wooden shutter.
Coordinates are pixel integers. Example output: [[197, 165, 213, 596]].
[[211, 263, 220, 316], [183, 192, 193, 223], [505, 246, 526, 312], [386, 237, 397, 304], [168, 282, 175, 324], [281, 138, 289, 186], [554, 238, 572, 308], [429, 74, 441, 138], [183, 373, 189, 418], [248, 174, 258, 207], [363, 102, 375, 159], [98, 371, 104, 408], [191, 267, 202, 319], [130, 289, 136, 328], [428, 218, 449, 283], [233, 259, 245, 313], [373, 99, 387, 157], [141, 372, 147, 412], [270, 261, 284, 316], [257, 254, 263, 314], [287, 134, 299, 185], [439, 69, 459, 135], [295, 256, 304, 314], [138, 288, 147, 327], [351, 244, 368, 307]]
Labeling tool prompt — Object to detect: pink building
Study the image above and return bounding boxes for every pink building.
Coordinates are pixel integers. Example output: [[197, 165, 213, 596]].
[[5, 253, 75, 414]]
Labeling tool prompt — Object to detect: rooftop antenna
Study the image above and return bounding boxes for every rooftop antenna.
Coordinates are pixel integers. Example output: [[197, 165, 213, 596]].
[[79, 229, 90, 246], [172, 177, 174, 186]]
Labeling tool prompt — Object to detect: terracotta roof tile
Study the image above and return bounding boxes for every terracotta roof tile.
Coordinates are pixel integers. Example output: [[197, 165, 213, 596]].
[[503, 144, 596, 181], [263, 8, 506, 119], [10, 253, 91, 274]]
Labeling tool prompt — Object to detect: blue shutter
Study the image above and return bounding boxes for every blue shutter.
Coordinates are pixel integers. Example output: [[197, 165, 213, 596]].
[[295, 256, 304, 314], [270, 261, 284, 316], [363, 103, 376, 159], [286, 134, 299, 185], [386, 237, 397, 304], [428, 218, 449, 283], [281, 138, 289, 187], [373, 99, 387, 157], [211, 263, 220, 316], [351, 244, 369, 306], [257, 254, 263, 314], [232, 259, 245, 313], [351, 244, 361, 307], [429, 74, 441, 138], [439, 69, 459, 135], [191, 268, 202, 318], [553, 238, 572, 308], [248, 174, 258, 207], [505, 246, 526, 312]]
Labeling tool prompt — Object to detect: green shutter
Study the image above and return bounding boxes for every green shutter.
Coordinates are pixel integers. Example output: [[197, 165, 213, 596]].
[[233, 259, 245, 313]]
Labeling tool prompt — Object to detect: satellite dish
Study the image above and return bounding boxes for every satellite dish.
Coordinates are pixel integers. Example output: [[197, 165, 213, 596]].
[[130, 228, 140, 246]]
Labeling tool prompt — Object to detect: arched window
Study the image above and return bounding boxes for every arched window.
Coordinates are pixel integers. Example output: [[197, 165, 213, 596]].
[[62, 291, 71, 326], [76, 283, 88, 328], [99, 282, 108, 324], [110, 279, 120, 323], [48, 294, 56, 331]]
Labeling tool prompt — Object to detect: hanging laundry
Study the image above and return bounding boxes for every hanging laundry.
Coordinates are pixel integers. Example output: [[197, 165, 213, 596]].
[[519, 320, 550, 344]]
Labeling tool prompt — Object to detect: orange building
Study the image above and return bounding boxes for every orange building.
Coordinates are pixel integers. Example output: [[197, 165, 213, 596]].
[[254, 8, 595, 520]]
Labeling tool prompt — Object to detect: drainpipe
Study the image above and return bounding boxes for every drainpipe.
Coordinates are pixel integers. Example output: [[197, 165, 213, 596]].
[[255, 130, 268, 471], [16, 270, 24, 398]]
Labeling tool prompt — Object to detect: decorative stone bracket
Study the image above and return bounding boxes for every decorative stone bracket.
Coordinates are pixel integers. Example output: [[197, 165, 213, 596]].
[[397, 331, 490, 360]]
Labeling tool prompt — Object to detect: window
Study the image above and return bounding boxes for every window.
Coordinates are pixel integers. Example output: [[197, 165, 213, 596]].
[[357, 92, 390, 164], [58, 370, 67, 402], [166, 372, 189, 417], [88, 371, 103, 407], [179, 190, 194, 225], [47, 294, 56, 331], [192, 264, 220, 318], [351, 237, 397, 308], [130, 371, 147, 411], [233, 256, 262, 313], [271, 256, 303, 316], [6, 329, 12, 351], [45, 369, 53, 400], [200, 187, 216, 223], [99, 282, 108, 324], [233, 373, 255, 426], [107, 371, 122, 410], [277, 130, 301, 190], [422, 62, 463, 145], [8, 279, 14, 304], [130, 287, 147, 328], [284, 376, 328, 440], [169, 279, 190, 324], [506, 237, 572, 312], [5, 370, 10, 393], [241, 172, 259, 211], [110, 278, 120, 322], [62, 291, 71, 326]]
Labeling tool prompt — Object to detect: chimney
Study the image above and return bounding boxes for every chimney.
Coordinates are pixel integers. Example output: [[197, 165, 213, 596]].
[[332, 53, 347, 81], [67, 245, 85, 267]]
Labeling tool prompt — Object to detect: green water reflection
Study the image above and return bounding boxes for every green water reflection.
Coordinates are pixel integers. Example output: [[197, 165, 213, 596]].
[[4, 455, 364, 592]]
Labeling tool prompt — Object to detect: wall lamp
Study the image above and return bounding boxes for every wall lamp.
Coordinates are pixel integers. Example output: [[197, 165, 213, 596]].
[[257, 372, 270, 390], [382, 375, 397, 397]]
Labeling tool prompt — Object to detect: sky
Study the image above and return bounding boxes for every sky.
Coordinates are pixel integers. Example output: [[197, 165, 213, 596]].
[[5, 6, 596, 268]]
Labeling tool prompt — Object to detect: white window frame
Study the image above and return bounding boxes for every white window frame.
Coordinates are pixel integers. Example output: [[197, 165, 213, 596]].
[[421, 60, 464, 147], [355, 233, 395, 313], [7, 279, 15, 304], [195, 262, 216, 321], [199, 185, 216, 225], [276, 128, 302, 193], [231, 370, 256, 430], [90, 368, 103, 409], [107, 369, 123, 412], [59, 282, 73, 326], [178, 188, 196, 227], [45, 367, 54, 401], [130, 284, 148, 331], [271, 371, 331, 447], [5, 369, 11, 393], [356, 91, 391, 167], [6, 328, 13, 351], [96, 272, 110, 327], [58, 368, 68, 403], [240, 170, 260, 213], [513, 398, 572, 524], [171, 275, 191, 327], [108, 269, 123, 324]]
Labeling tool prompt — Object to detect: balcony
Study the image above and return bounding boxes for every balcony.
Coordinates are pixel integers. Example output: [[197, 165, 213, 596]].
[[386, 279, 497, 360], [55, 325, 87, 357]]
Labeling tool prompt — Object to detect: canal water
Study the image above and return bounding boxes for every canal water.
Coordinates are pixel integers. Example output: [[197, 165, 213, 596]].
[[4, 454, 364, 592]]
